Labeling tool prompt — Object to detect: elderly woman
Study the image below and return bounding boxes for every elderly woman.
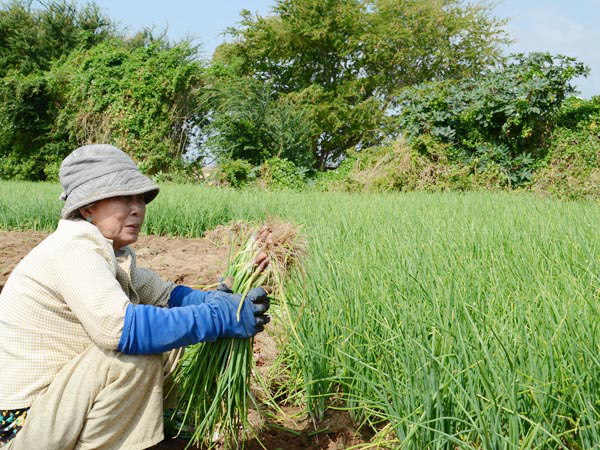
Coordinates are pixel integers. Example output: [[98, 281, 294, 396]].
[[0, 145, 270, 449]]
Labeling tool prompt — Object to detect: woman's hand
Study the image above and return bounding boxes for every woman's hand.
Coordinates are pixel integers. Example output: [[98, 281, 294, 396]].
[[245, 287, 270, 332]]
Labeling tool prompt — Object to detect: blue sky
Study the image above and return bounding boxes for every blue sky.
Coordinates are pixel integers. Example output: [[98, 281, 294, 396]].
[[92, 0, 599, 98]]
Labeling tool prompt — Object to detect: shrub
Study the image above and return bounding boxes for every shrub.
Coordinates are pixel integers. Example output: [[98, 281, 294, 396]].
[[532, 127, 600, 200], [0, 0, 115, 180], [202, 73, 316, 169], [531, 96, 600, 200], [52, 39, 206, 176], [555, 96, 600, 130], [259, 157, 306, 190], [216, 159, 254, 188], [397, 53, 590, 187], [317, 137, 529, 193], [312, 153, 358, 191]]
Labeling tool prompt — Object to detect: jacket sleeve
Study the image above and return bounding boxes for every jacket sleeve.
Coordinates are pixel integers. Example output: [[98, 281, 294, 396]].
[[129, 250, 175, 307], [168, 285, 210, 308]]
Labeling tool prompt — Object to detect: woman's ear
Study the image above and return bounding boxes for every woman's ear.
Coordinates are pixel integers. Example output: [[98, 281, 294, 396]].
[[79, 206, 92, 222]]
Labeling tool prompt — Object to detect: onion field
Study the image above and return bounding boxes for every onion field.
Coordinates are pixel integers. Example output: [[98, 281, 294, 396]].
[[2, 180, 600, 448]]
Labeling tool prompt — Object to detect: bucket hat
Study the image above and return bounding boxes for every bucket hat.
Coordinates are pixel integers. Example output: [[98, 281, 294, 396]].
[[59, 144, 159, 219]]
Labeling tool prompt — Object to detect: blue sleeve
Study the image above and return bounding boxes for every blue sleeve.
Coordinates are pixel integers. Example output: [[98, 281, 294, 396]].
[[168, 285, 210, 308], [117, 292, 257, 355]]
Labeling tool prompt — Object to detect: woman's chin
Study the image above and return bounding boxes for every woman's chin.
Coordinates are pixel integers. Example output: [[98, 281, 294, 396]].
[[125, 233, 140, 246], [114, 234, 139, 251]]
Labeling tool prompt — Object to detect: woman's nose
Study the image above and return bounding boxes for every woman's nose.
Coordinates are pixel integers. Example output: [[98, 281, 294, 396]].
[[131, 198, 145, 215]]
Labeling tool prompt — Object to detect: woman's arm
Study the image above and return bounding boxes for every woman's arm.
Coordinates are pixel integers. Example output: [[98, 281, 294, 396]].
[[117, 288, 270, 354]]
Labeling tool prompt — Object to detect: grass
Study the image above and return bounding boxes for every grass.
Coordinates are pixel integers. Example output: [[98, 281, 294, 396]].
[[2, 180, 600, 447]]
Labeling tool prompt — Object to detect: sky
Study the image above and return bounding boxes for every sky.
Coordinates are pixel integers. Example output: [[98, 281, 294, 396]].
[[91, 0, 599, 98]]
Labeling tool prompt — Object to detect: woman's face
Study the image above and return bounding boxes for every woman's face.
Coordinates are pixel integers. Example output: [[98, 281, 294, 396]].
[[81, 194, 146, 252]]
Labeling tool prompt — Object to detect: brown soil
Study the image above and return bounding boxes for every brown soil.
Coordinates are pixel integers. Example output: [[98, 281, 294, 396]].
[[0, 230, 366, 450]]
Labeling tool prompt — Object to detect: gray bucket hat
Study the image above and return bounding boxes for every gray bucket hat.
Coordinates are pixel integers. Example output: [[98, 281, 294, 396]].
[[59, 144, 159, 219]]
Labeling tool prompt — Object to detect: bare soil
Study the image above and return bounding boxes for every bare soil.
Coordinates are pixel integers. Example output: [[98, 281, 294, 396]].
[[0, 230, 366, 450]]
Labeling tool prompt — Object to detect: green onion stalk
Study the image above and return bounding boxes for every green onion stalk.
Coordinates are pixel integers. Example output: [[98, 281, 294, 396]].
[[173, 220, 306, 449]]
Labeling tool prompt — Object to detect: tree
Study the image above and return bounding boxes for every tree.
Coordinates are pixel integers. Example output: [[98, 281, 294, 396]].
[[0, 1, 207, 180], [202, 67, 316, 168], [52, 38, 207, 176], [0, 0, 113, 77], [0, 0, 115, 180], [214, 0, 509, 168]]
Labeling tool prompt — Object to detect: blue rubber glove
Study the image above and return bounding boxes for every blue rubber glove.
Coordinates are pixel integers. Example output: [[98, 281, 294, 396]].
[[118, 287, 270, 355], [243, 287, 271, 332]]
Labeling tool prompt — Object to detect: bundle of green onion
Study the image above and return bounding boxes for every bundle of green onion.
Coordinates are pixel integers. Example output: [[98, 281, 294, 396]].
[[173, 219, 306, 449]]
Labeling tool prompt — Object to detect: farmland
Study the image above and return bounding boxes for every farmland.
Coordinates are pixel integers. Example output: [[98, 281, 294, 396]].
[[2, 180, 600, 448]]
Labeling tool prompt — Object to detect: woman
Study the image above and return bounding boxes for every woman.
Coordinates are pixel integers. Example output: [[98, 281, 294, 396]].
[[0, 144, 270, 449]]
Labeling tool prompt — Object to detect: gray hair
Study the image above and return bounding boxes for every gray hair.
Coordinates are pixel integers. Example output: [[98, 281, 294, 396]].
[[64, 202, 96, 221]]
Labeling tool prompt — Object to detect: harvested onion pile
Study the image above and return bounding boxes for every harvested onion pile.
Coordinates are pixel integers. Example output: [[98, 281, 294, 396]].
[[173, 219, 306, 449]]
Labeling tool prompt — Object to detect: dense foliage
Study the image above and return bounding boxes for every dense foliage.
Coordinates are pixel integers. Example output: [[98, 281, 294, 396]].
[[53, 39, 206, 176], [202, 72, 315, 168], [0, 0, 112, 77], [0, 0, 205, 180], [397, 53, 590, 186], [214, 0, 509, 168], [317, 54, 596, 197], [0, 0, 114, 179], [1, 0, 599, 199], [532, 96, 600, 199]]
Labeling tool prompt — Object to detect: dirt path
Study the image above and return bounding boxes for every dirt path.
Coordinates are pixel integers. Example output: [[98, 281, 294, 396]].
[[0, 230, 365, 450]]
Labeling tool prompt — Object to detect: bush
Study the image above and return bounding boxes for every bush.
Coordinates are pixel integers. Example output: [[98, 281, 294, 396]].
[[216, 159, 254, 188], [397, 53, 590, 187], [0, 0, 113, 78], [0, 1, 207, 181], [313, 154, 358, 191], [315, 139, 513, 193], [202, 73, 316, 169], [555, 96, 600, 130], [0, 0, 115, 180], [531, 96, 600, 200], [316, 95, 600, 197], [533, 128, 600, 200], [52, 39, 206, 175], [259, 157, 306, 190]]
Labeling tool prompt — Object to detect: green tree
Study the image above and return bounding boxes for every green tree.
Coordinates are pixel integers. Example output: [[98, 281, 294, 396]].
[[0, 0, 115, 180], [52, 38, 207, 176], [203, 68, 316, 168], [0, 1, 208, 180], [0, 0, 113, 77], [215, 0, 509, 168]]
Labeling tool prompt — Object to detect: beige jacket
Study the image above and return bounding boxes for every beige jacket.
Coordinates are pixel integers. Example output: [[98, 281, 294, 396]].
[[0, 219, 175, 409]]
